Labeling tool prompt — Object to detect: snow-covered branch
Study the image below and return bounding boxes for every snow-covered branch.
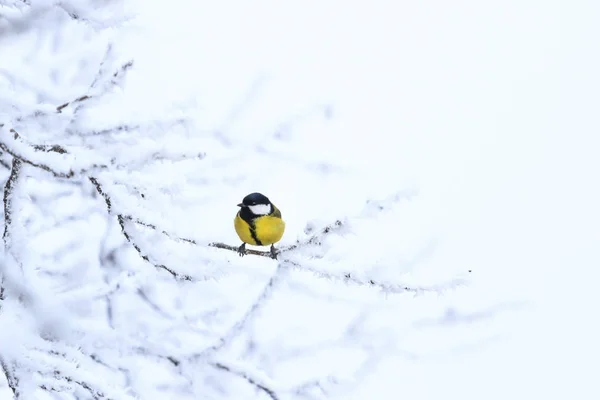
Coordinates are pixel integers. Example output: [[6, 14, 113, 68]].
[[0, 1, 476, 398], [0, 130, 89, 179]]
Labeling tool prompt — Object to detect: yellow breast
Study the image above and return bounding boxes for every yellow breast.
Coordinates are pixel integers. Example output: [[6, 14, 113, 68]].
[[234, 213, 285, 246]]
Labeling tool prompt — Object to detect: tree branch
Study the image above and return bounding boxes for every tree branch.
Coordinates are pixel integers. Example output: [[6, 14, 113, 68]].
[[194, 264, 288, 360]]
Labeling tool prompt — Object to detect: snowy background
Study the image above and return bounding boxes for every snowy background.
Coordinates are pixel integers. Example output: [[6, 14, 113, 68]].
[[1, 0, 599, 398]]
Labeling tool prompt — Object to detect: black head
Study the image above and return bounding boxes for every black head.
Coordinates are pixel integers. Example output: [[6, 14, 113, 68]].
[[237, 192, 273, 217], [238, 192, 271, 207]]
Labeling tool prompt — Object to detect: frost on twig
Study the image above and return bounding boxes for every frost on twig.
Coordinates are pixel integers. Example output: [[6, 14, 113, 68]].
[[209, 219, 343, 258], [194, 263, 289, 360], [0, 129, 98, 179], [56, 95, 90, 113], [88, 176, 194, 281], [283, 260, 470, 295], [0, 359, 19, 397], [2, 158, 22, 245], [211, 361, 279, 400], [0, 151, 11, 170]]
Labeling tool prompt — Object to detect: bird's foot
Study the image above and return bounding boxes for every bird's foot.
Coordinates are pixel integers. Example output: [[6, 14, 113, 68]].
[[270, 244, 278, 260], [238, 243, 247, 257]]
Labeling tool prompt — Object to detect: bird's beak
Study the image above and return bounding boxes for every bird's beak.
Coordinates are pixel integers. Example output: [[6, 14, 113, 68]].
[[237, 203, 244, 207]]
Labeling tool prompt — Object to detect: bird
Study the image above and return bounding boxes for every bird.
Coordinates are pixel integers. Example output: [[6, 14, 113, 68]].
[[234, 192, 285, 259]]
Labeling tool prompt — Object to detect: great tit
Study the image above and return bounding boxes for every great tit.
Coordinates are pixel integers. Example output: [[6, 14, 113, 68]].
[[234, 192, 285, 258]]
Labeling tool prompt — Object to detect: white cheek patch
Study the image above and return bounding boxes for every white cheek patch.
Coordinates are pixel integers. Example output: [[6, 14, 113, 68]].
[[248, 204, 271, 215]]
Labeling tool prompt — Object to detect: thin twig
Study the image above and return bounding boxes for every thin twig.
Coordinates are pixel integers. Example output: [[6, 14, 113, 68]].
[[281, 260, 470, 295], [3, 158, 22, 244], [77, 124, 139, 136], [0, 130, 106, 178], [85, 46, 133, 102], [193, 264, 287, 360], [118, 211, 193, 281], [0, 358, 19, 398], [112, 60, 134, 83], [0, 147, 74, 178], [89, 177, 193, 281], [209, 242, 271, 258], [0, 151, 10, 169], [208, 220, 344, 259], [43, 370, 107, 400], [211, 362, 279, 400], [31, 143, 67, 154], [123, 215, 197, 244], [59, 47, 134, 132], [56, 95, 91, 113]]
